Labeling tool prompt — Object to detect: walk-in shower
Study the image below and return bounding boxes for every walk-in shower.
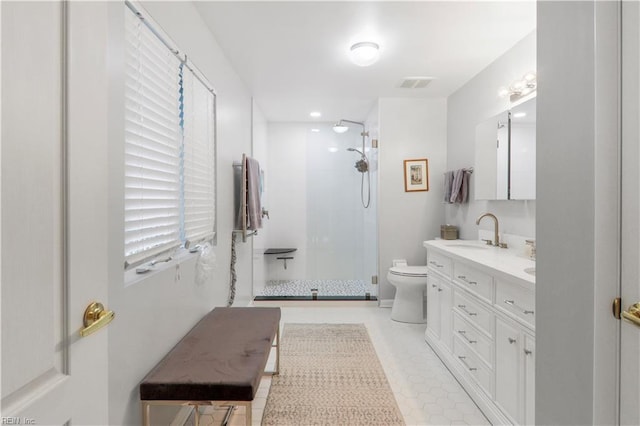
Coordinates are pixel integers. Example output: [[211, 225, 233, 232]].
[[252, 121, 378, 302], [334, 119, 371, 208]]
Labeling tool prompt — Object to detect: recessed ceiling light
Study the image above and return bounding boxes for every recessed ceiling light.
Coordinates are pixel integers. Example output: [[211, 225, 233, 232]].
[[311, 128, 320, 132], [309, 111, 322, 118], [350, 41, 380, 67], [328, 147, 339, 153], [513, 112, 527, 118]]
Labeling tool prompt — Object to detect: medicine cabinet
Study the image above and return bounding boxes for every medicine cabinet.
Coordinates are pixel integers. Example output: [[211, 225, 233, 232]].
[[475, 96, 536, 200]]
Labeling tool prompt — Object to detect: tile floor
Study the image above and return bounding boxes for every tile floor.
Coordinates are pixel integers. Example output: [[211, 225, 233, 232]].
[[187, 305, 490, 426]]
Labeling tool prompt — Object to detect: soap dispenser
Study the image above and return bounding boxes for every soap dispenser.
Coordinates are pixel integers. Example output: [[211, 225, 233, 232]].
[[525, 239, 536, 260]]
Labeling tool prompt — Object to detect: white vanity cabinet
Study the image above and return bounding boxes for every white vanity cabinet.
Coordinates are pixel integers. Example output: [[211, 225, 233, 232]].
[[426, 258, 453, 351], [424, 240, 535, 426], [495, 317, 536, 425], [495, 317, 521, 423]]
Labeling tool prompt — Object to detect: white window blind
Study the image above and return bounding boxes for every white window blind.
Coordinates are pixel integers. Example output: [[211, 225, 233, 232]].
[[124, 3, 217, 269], [124, 9, 182, 265], [181, 70, 216, 244]]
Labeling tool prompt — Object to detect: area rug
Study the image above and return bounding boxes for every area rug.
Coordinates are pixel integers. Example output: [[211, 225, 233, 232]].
[[261, 323, 405, 425]]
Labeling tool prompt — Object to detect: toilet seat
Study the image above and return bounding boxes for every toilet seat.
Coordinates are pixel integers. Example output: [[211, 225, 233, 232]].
[[389, 266, 428, 278]]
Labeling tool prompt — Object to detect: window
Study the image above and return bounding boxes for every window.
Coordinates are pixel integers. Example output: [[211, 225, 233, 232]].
[[124, 3, 216, 268]]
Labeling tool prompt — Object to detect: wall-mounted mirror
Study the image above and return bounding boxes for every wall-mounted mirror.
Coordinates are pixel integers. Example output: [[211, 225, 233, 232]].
[[474, 96, 536, 200]]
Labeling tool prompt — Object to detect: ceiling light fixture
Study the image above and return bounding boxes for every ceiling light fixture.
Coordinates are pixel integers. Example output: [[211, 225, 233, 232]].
[[349, 41, 380, 67], [309, 111, 322, 118], [311, 128, 320, 132], [498, 71, 537, 102]]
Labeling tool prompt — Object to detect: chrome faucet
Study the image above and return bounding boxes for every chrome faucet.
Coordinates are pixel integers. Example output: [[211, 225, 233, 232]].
[[476, 213, 506, 248]]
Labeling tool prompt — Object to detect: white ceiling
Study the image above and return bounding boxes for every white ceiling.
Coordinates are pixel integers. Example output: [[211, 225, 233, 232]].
[[194, 1, 536, 123]]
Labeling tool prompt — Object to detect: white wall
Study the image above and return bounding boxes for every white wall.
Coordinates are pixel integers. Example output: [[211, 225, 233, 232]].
[[251, 100, 269, 296], [378, 98, 447, 301], [446, 31, 536, 240], [263, 123, 308, 282], [106, 2, 255, 424], [536, 1, 619, 424]]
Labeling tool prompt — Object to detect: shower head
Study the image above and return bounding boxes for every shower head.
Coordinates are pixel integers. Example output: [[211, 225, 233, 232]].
[[333, 119, 366, 135], [333, 123, 349, 133]]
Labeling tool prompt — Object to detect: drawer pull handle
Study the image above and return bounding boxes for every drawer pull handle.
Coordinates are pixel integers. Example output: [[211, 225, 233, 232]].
[[458, 355, 477, 371], [431, 284, 438, 288], [508, 337, 517, 344], [504, 299, 535, 315], [429, 261, 444, 268], [457, 275, 477, 285], [524, 349, 533, 355], [438, 288, 443, 292], [458, 330, 477, 344], [457, 304, 478, 316]]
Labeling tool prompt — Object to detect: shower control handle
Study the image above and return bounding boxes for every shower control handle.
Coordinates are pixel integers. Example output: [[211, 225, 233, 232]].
[[261, 208, 269, 219]]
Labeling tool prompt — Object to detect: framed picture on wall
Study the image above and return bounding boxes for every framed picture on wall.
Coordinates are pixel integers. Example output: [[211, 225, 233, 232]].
[[404, 158, 429, 192]]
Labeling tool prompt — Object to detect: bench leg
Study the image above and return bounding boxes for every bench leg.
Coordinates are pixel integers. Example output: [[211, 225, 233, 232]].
[[193, 404, 200, 426], [142, 401, 150, 426], [274, 324, 280, 375], [246, 402, 252, 426]]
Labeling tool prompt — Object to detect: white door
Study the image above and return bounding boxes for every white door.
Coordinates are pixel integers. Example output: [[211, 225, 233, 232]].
[[621, 1, 640, 424], [1, 2, 110, 424]]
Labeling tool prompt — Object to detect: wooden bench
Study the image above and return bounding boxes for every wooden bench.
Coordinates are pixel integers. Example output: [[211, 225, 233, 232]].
[[139, 307, 281, 426]]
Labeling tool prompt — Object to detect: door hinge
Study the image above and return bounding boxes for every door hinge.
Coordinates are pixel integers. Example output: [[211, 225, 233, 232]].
[[613, 297, 621, 319], [372, 139, 379, 149], [371, 275, 378, 285]]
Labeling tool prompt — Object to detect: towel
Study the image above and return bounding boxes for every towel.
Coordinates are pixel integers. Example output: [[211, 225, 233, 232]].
[[246, 157, 262, 230], [460, 170, 469, 203], [443, 171, 454, 203], [450, 169, 464, 203]]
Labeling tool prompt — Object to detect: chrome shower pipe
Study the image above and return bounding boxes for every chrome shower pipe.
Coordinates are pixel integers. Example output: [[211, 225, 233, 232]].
[[337, 119, 371, 208], [335, 119, 369, 137]]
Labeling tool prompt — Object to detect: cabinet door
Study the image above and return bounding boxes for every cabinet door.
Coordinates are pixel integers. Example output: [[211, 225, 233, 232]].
[[439, 281, 453, 350], [495, 317, 521, 423], [426, 276, 441, 338], [524, 335, 535, 426]]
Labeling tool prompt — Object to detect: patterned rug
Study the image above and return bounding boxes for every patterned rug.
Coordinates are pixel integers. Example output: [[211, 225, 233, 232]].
[[261, 323, 405, 425]]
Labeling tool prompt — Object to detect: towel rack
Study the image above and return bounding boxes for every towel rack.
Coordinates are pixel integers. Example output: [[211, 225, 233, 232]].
[[233, 153, 257, 242]]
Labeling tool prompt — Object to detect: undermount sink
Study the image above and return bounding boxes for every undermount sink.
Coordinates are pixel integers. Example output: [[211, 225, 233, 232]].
[[445, 243, 489, 250], [524, 267, 536, 276]]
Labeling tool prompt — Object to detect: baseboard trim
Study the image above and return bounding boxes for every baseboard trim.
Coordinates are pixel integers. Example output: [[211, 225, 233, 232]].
[[379, 299, 394, 308]]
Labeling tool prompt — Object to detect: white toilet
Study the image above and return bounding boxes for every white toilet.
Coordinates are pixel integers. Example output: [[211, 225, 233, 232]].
[[387, 260, 429, 323]]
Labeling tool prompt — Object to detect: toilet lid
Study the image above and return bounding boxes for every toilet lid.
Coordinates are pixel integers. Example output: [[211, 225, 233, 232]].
[[389, 265, 428, 277]]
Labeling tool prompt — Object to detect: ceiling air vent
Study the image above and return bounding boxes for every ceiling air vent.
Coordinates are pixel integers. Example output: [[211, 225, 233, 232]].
[[399, 77, 433, 89]]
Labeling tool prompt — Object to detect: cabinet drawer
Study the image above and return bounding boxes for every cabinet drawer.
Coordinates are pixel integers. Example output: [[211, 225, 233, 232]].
[[453, 312, 493, 367], [453, 262, 493, 303], [453, 335, 493, 398], [453, 290, 494, 338], [496, 279, 535, 328], [427, 250, 452, 279]]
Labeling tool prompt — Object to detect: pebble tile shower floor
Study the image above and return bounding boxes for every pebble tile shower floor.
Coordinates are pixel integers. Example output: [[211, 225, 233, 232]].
[[259, 279, 377, 297], [186, 306, 490, 426]]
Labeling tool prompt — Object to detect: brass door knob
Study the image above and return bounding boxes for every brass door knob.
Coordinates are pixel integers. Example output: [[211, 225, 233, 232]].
[[80, 301, 115, 337]]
